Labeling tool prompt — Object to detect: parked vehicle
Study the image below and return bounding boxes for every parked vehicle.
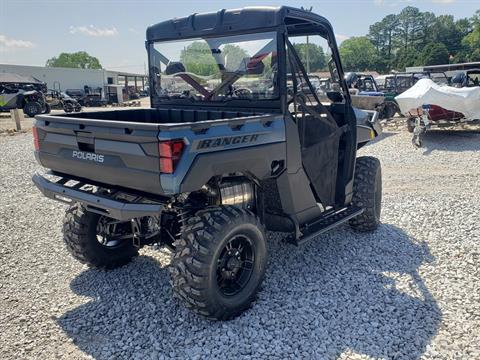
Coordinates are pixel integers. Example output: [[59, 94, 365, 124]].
[[65, 86, 107, 107], [32, 6, 382, 320], [287, 73, 324, 103], [65, 88, 84, 102], [345, 72, 398, 119], [0, 73, 49, 117], [139, 87, 149, 97], [451, 69, 480, 88], [376, 71, 449, 117], [83, 86, 107, 106], [45, 90, 82, 113], [396, 78, 480, 147], [345, 72, 379, 92]]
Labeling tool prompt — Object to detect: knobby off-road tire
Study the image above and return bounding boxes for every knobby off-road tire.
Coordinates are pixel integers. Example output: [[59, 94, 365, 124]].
[[63, 102, 74, 113], [63, 203, 138, 269], [170, 206, 267, 320], [349, 156, 382, 232], [23, 102, 42, 117]]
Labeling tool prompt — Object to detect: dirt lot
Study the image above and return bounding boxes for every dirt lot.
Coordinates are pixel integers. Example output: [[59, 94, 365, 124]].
[[0, 125, 479, 359]]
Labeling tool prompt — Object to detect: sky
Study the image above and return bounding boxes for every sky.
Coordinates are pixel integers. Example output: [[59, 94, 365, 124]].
[[0, 0, 478, 74]]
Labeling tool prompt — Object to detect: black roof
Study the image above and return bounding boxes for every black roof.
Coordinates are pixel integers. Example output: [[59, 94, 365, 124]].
[[0, 72, 44, 84], [146, 6, 333, 42]]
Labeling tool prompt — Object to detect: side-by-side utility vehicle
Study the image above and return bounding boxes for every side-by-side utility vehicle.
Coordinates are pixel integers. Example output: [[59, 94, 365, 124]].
[[0, 73, 50, 117], [32, 7, 382, 320]]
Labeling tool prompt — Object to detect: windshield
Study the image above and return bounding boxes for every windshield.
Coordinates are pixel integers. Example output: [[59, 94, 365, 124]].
[[467, 71, 480, 86], [430, 73, 449, 85], [149, 32, 278, 103]]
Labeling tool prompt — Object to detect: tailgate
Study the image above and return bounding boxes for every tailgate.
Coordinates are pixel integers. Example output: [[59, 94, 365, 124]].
[[34, 114, 163, 195]]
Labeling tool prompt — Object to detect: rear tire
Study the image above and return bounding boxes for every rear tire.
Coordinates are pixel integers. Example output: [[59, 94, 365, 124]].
[[170, 206, 267, 320], [63, 102, 74, 113], [63, 203, 138, 269], [384, 102, 397, 119], [23, 102, 42, 117], [349, 156, 382, 232]]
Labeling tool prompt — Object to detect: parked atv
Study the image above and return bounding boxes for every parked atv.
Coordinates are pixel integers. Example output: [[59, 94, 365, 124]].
[[65, 87, 107, 107], [45, 90, 82, 113], [0, 84, 49, 117], [451, 69, 480, 88], [32, 7, 382, 320], [376, 71, 449, 117], [345, 72, 398, 119]]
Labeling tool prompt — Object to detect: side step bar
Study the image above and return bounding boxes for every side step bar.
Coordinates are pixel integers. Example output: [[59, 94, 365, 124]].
[[290, 206, 364, 246]]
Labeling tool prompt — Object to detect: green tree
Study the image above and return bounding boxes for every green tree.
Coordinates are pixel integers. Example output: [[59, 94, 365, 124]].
[[45, 51, 102, 69], [339, 37, 378, 71], [179, 42, 249, 76], [366, 6, 477, 71], [394, 47, 418, 70], [368, 14, 398, 64], [222, 44, 249, 71], [292, 42, 327, 72], [394, 7, 424, 50], [418, 43, 450, 65], [461, 10, 480, 61], [180, 42, 217, 76]]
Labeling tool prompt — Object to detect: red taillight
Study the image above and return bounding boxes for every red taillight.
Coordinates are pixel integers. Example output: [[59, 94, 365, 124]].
[[158, 139, 184, 174], [32, 126, 40, 151]]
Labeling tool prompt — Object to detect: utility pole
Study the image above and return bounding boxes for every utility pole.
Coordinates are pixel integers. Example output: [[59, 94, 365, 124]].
[[301, 6, 313, 74], [306, 35, 310, 74]]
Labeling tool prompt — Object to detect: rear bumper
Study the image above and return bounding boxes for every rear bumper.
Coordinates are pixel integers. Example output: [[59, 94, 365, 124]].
[[32, 173, 165, 221]]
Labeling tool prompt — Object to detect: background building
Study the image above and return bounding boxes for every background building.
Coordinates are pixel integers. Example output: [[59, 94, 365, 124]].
[[0, 64, 148, 103], [406, 62, 480, 78]]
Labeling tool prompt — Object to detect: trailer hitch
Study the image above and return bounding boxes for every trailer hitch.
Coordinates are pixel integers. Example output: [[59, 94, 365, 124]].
[[130, 217, 160, 248]]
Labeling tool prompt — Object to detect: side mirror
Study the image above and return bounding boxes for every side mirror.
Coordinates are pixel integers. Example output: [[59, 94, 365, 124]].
[[327, 91, 343, 103], [165, 61, 186, 75]]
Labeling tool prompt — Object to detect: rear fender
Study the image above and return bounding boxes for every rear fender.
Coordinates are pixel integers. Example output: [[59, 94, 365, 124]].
[[159, 115, 286, 194]]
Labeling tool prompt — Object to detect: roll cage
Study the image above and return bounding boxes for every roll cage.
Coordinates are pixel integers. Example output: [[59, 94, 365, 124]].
[[146, 6, 351, 113]]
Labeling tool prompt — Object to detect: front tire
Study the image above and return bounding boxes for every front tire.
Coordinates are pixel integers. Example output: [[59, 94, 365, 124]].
[[170, 206, 267, 320], [349, 156, 382, 232], [63, 102, 74, 113], [384, 101, 398, 119], [23, 102, 42, 117], [63, 203, 138, 269]]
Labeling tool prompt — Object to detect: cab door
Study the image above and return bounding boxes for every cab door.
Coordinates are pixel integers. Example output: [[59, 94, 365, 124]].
[[286, 34, 355, 207]]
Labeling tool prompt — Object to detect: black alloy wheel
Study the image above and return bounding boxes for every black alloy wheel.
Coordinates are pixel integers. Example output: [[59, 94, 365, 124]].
[[216, 234, 255, 296]]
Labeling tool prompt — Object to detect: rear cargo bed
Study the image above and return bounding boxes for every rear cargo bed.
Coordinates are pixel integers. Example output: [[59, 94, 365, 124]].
[[34, 108, 270, 195], [57, 108, 265, 125]]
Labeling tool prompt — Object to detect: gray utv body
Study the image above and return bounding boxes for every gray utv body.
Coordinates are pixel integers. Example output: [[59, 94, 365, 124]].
[[34, 7, 381, 242]]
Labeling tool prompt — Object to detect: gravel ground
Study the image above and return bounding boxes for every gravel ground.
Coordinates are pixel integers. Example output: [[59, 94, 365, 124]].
[[1, 127, 479, 359]]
